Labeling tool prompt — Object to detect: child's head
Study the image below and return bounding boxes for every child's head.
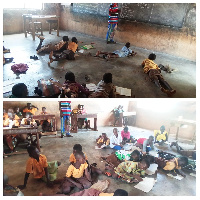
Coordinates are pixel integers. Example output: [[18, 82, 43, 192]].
[[160, 125, 165, 133], [103, 73, 112, 83], [113, 128, 118, 136], [125, 42, 130, 48], [102, 133, 107, 139], [65, 71, 75, 82], [27, 145, 40, 160], [72, 37, 78, 43], [138, 158, 150, 170], [130, 150, 140, 161], [148, 53, 156, 61], [12, 83, 28, 98], [113, 189, 128, 196], [74, 151, 86, 164], [73, 144, 82, 154], [42, 107, 46, 112], [148, 136, 154, 144], [63, 36, 69, 42], [123, 126, 128, 133], [178, 156, 188, 167]]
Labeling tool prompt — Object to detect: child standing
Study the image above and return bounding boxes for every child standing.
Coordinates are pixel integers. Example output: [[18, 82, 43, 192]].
[[142, 53, 176, 96], [18, 145, 60, 190]]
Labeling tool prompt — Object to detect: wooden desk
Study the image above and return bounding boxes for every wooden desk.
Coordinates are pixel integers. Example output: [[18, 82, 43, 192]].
[[33, 114, 57, 132], [22, 15, 60, 40], [3, 127, 41, 153], [71, 114, 97, 133], [123, 112, 136, 126]]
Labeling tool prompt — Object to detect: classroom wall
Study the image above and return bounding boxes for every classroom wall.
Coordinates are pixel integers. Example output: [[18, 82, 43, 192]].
[[3, 101, 195, 140], [3, 3, 196, 61], [59, 3, 196, 61]]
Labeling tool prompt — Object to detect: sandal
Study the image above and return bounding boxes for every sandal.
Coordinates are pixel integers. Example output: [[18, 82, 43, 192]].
[[104, 171, 112, 177]]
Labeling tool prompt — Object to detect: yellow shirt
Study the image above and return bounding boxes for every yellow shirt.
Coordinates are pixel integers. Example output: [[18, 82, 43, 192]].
[[99, 193, 114, 196], [26, 154, 48, 178], [69, 152, 88, 163], [163, 157, 181, 171], [66, 163, 88, 178], [142, 58, 160, 73], [97, 138, 110, 146], [68, 42, 78, 53]]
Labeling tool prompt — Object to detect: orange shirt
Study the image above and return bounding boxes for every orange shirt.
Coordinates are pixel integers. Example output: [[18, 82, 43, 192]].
[[66, 163, 88, 178], [142, 58, 160, 73], [26, 154, 48, 178], [68, 42, 78, 53], [69, 152, 88, 163], [23, 107, 38, 115]]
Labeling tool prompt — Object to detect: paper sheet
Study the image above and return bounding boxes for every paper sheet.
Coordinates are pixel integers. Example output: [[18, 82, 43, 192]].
[[86, 83, 97, 92], [134, 177, 156, 193], [189, 173, 196, 177], [78, 49, 84, 53], [116, 86, 131, 96], [167, 173, 184, 180], [149, 150, 158, 157], [123, 143, 133, 151], [145, 164, 158, 175]]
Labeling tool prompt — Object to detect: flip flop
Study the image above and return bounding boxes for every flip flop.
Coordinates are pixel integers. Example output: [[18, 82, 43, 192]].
[[104, 171, 112, 177]]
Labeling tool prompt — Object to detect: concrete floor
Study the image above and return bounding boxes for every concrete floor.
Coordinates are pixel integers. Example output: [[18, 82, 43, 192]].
[[3, 31, 196, 98], [3, 126, 196, 196]]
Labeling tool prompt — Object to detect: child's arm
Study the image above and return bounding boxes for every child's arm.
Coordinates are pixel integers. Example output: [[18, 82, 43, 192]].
[[84, 167, 92, 182], [175, 169, 186, 177], [17, 172, 30, 190]]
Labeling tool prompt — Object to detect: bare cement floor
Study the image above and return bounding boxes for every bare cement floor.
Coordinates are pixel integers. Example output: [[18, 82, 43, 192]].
[[3, 31, 196, 98], [3, 126, 196, 196]]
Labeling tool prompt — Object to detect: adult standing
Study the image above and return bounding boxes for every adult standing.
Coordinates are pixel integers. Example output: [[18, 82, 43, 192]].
[[59, 101, 73, 138], [106, 3, 119, 44]]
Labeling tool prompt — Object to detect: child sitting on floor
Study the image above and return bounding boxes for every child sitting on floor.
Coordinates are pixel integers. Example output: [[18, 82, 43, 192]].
[[61, 71, 89, 98], [60, 151, 92, 194], [69, 144, 88, 164], [18, 145, 61, 190], [89, 73, 116, 98], [96, 133, 110, 148], [155, 154, 188, 177], [142, 53, 176, 97]]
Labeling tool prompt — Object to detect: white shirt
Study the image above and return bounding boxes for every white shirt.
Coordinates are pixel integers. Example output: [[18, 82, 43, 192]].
[[110, 134, 122, 148]]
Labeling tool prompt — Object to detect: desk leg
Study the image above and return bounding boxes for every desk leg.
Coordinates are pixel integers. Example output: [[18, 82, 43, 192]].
[[32, 21, 36, 40], [57, 19, 59, 36], [94, 118, 97, 131], [36, 132, 41, 151]]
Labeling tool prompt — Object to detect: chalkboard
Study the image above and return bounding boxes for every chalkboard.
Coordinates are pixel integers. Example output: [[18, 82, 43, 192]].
[[121, 3, 189, 28], [72, 3, 189, 28], [73, 3, 110, 17]]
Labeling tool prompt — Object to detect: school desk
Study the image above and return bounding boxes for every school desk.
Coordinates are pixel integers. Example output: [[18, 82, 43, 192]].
[[3, 127, 41, 155], [71, 113, 98, 133], [22, 14, 60, 40], [33, 114, 57, 135]]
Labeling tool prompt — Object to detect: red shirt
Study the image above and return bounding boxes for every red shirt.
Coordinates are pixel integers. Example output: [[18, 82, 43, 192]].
[[137, 138, 147, 144]]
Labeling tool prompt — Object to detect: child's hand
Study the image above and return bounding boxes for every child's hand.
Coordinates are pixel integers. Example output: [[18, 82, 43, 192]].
[[17, 185, 26, 190]]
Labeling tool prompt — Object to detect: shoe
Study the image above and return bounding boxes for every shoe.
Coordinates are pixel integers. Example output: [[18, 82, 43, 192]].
[[61, 135, 64, 138]]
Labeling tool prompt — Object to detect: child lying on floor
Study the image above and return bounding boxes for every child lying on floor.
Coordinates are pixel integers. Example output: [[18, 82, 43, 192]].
[[105, 158, 150, 183], [18, 145, 61, 190], [155, 152, 188, 177], [36, 36, 69, 54], [95, 42, 137, 59], [142, 53, 176, 97]]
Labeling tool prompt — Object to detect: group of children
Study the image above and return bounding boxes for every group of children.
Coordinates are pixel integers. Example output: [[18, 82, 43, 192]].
[[5, 32, 176, 98]]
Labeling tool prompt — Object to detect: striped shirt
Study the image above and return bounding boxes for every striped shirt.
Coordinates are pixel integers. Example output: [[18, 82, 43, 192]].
[[60, 101, 71, 116]]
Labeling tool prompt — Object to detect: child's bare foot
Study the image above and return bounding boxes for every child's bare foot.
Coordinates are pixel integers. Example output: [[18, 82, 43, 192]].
[[95, 51, 101, 57]]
